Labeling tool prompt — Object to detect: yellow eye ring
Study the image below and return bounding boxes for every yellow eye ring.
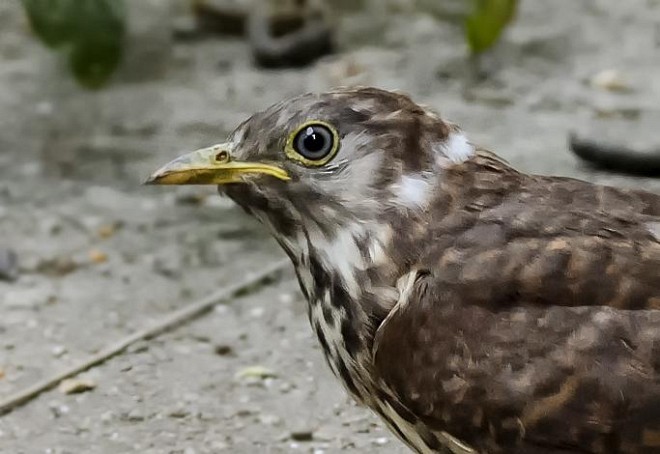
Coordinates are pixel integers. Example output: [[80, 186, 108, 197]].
[[284, 120, 340, 167]]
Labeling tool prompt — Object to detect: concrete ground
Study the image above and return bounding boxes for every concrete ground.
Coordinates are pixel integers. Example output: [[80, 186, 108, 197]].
[[1, 1, 659, 453]]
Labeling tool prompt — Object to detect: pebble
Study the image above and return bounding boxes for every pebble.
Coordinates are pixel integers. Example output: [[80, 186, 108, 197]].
[[51, 345, 67, 357], [88, 249, 108, 264], [125, 408, 145, 422], [48, 401, 71, 418], [249, 307, 265, 318], [35, 256, 78, 276], [0, 248, 18, 281], [290, 427, 315, 442], [590, 69, 632, 92], [373, 437, 389, 446], [59, 378, 97, 394], [235, 366, 277, 380], [214, 344, 235, 356], [97, 222, 121, 239], [168, 406, 190, 419]]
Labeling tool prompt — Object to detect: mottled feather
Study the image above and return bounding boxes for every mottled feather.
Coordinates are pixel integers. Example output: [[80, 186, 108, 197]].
[[374, 153, 660, 453]]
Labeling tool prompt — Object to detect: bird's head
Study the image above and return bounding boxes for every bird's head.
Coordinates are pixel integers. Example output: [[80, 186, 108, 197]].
[[148, 87, 474, 254]]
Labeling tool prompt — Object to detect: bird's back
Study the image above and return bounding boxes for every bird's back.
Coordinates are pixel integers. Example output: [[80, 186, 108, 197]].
[[420, 151, 660, 311], [372, 151, 660, 454]]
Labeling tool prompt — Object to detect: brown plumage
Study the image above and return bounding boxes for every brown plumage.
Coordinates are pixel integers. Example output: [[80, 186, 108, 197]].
[[148, 87, 660, 454]]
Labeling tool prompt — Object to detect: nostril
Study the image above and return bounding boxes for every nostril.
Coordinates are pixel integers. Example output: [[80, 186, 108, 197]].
[[215, 150, 229, 162]]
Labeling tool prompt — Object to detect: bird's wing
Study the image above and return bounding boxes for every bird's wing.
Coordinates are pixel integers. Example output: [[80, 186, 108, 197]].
[[373, 269, 660, 454], [373, 157, 660, 453]]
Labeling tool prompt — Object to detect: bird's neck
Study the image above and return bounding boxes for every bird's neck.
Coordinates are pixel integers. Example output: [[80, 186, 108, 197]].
[[271, 218, 400, 401]]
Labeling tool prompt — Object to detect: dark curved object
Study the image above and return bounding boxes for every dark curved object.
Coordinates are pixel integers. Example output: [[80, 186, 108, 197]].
[[248, 12, 334, 68], [569, 132, 660, 177]]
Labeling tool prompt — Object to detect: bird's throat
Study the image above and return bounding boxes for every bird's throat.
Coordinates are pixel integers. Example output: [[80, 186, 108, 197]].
[[270, 219, 397, 402]]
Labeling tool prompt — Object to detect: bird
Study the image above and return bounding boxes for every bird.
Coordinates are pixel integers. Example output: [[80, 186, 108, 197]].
[[147, 87, 660, 454]]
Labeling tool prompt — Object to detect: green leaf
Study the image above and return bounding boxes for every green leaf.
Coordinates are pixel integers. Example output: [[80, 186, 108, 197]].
[[465, 0, 519, 55], [22, 0, 126, 89], [69, 31, 124, 89], [21, 0, 78, 48], [68, 0, 127, 88]]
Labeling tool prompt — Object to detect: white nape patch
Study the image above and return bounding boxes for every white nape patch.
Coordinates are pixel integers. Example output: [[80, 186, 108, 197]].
[[435, 131, 475, 164], [393, 174, 432, 209]]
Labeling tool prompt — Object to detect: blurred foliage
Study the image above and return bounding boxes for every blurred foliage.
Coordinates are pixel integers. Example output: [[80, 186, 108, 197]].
[[22, 0, 126, 89], [21, 0, 517, 88], [465, 0, 518, 55]]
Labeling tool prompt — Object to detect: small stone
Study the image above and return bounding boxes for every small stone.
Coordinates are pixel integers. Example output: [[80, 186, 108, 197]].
[[125, 408, 145, 422], [373, 437, 389, 446], [97, 222, 121, 239], [0, 248, 18, 281], [35, 256, 78, 276], [196, 410, 215, 421], [235, 366, 276, 380], [290, 427, 314, 442], [168, 406, 190, 418], [214, 344, 234, 356], [51, 345, 67, 357], [59, 378, 96, 394], [88, 249, 108, 264], [235, 408, 253, 418], [590, 69, 632, 92], [48, 401, 71, 418], [175, 192, 207, 205], [249, 307, 265, 318]]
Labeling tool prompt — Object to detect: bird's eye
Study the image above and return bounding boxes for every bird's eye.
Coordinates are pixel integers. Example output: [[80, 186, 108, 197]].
[[285, 121, 339, 166]]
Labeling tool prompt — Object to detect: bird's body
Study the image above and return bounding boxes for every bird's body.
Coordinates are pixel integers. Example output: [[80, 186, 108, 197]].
[[149, 88, 660, 453]]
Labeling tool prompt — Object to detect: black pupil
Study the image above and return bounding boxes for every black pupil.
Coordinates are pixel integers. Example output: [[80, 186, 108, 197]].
[[303, 128, 325, 153], [294, 124, 333, 160]]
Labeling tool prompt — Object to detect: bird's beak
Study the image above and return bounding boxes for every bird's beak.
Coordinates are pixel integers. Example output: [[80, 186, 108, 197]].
[[145, 142, 290, 185]]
